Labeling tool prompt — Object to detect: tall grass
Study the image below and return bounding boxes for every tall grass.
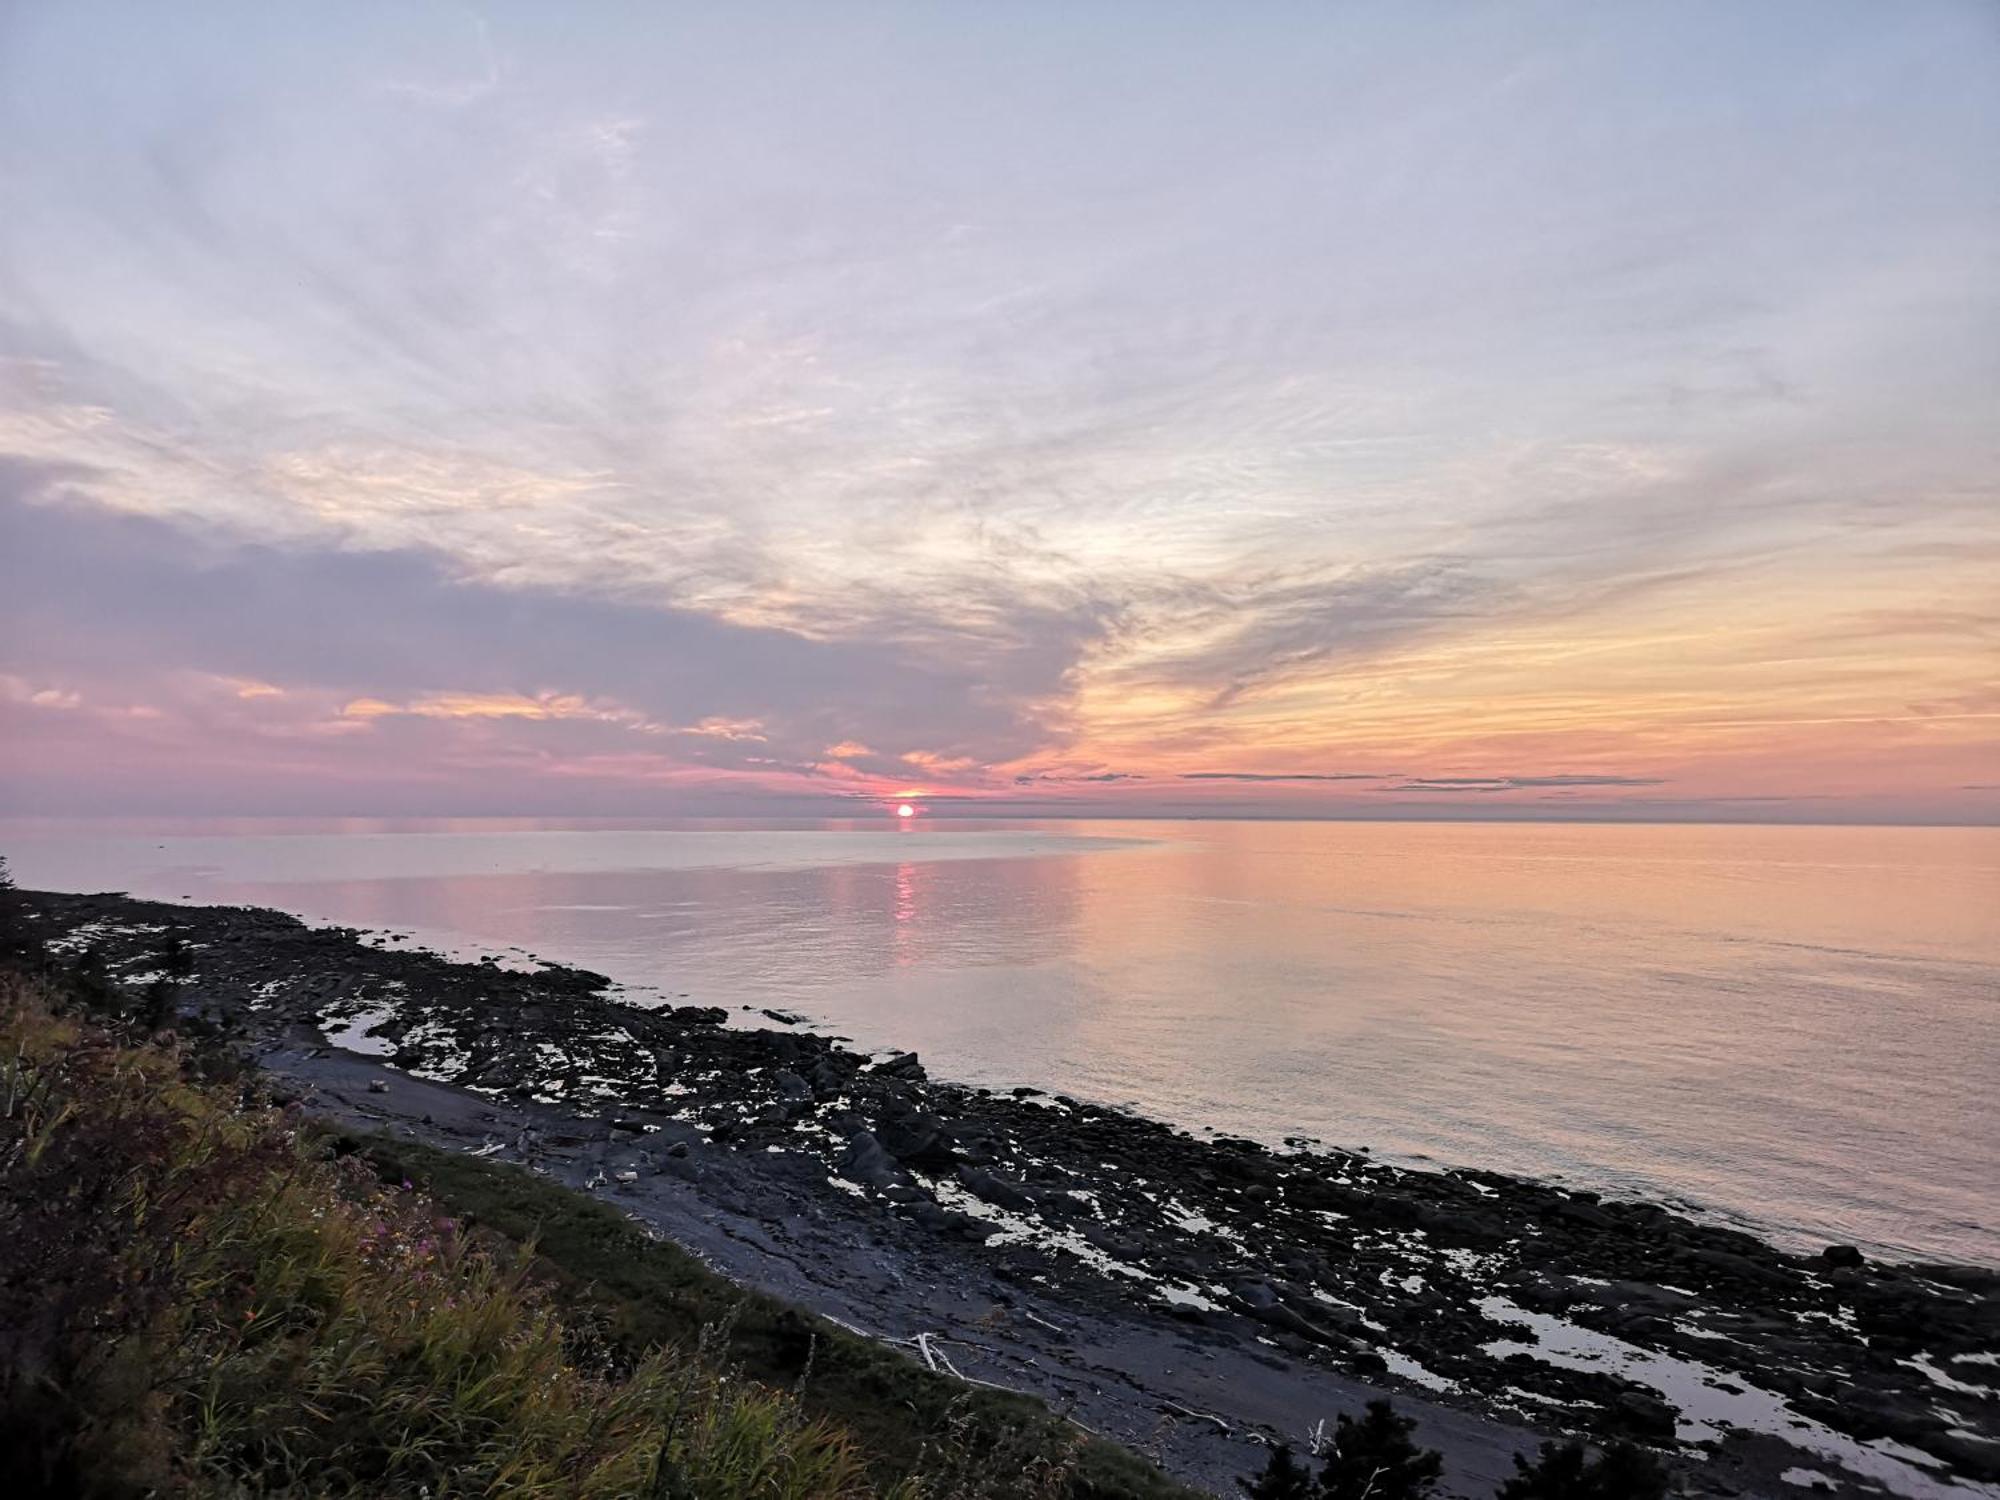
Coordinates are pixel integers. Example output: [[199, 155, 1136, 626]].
[[0, 970, 882, 1498]]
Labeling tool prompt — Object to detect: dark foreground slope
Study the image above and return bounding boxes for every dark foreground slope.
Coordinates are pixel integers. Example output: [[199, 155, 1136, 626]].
[[0, 962, 1193, 1499], [12, 888, 1998, 1499]]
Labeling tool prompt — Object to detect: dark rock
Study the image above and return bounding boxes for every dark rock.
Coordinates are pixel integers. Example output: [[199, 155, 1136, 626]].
[[806, 1057, 850, 1094], [27, 883, 2000, 1500], [877, 1107, 956, 1166], [657, 1152, 703, 1183], [957, 1165, 1035, 1213], [945, 1211, 1000, 1241], [1611, 1389, 1678, 1440], [1231, 1280, 1359, 1351], [1554, 1198, 1616, 1230], [1078, 1223, 1150, 1260], [839, 1130, 910, 1190]]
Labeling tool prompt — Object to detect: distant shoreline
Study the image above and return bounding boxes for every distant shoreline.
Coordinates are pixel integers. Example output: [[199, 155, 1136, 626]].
[[15, 886, 1999, 1500]]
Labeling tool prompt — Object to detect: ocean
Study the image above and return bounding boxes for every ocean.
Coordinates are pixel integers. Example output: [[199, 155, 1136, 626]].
[[5, 817, 1994, 1265]]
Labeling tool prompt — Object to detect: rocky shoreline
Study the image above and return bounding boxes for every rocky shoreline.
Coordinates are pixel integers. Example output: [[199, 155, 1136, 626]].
[[17, 888, 1998, 1499]]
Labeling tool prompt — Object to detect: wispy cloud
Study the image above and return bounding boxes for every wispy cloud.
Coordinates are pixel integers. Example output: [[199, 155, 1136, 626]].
[[1015, 771, 1147, 785], [1180, 772, 1385, 784], [1, 3, 1995, 818], [1396, 775, 1668, 792]]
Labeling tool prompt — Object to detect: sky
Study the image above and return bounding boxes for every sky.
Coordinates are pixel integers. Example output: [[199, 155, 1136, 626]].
[[1, 2, 1996, 823]]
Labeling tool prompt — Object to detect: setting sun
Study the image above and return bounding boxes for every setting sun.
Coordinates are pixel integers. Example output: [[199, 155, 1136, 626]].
[[2, 9, 1991, 1491]]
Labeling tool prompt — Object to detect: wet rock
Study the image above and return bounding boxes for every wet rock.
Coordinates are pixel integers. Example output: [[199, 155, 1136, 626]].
[[1611, 1389, 1678, 1440], [944, 1210, 1000, 1241], [1926, 1432, 2000, 1485], [957, 1165, 1035, 1213], [1678, 1246, 1788, 1288], [1554, 1198, 1616, 1230], [770, 1069, 812, 1102], [763, 1033, 805, 1065], [907, 1201, 990, 1239], [658, 1153, 703, 1183], [877, 1106, 956, 1167], [806, 1056, 850, 1094], [1232, 1280, 1358, 1351], [839, 1130, 909, 1191], [27, 885, 2000, 1498], [1078, 1222, 1151, 1261]]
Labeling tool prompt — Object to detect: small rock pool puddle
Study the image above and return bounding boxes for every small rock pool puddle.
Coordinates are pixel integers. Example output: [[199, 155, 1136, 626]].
[[1476, 1297, 1997, 1499]]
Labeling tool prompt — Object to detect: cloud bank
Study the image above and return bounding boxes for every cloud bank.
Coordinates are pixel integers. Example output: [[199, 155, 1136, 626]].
[[1, 2, 1995, 821]]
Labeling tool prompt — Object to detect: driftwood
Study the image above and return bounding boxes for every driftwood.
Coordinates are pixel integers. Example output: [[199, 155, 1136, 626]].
[[1158, 1399, 1232, 1434]]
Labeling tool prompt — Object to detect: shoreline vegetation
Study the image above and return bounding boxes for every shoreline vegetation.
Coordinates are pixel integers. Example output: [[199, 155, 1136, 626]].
[[2, 870, 1994, 1498], [0, 980, 1184, 1498]]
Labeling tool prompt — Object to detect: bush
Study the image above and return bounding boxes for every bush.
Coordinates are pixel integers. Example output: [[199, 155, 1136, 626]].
[[0, 969, 877, 1498], [1238, 1400, 1444, 1500], [0, 949, 1199, 1500], [355, 1139, 1192, 1500], [1241, 1443, 1315, 1499], [1317, 1399, 1443, 1500], [1497, 1437, 1669, 1499]]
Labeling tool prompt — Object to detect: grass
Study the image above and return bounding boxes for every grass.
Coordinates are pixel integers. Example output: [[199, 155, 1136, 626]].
[[351, 1133, 1194, 1500], [0, 929, 1201, 1500]]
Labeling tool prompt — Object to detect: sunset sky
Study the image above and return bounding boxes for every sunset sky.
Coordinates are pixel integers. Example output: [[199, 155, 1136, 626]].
[[2, 2, 1996, 821]]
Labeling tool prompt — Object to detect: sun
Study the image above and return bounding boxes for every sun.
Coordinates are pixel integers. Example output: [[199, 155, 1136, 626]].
[[896, 803, 917, 819]]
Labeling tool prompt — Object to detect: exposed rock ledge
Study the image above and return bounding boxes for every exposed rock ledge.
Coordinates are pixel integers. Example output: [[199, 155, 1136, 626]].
[[20, 890, 1999, 1500]]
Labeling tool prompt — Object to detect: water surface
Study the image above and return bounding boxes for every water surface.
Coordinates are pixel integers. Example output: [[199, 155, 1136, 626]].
[[7, 817, 1993, 1264]]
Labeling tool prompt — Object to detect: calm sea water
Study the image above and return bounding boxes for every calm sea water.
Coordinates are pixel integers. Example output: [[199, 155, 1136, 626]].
[[6, 818, 1994, 1265]]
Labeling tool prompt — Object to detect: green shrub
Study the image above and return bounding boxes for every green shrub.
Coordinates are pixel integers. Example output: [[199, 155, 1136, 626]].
[[1, 952, 1197, 1500], [1241, 1443, 1315, 1499], [355, 1137, 1192, 1500], [0, 971, 875, 1498], [1497, 1437, 1669, 1499], [1236, 1400, 1444, 1500], [1317, 1399, 1442, 1500]]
